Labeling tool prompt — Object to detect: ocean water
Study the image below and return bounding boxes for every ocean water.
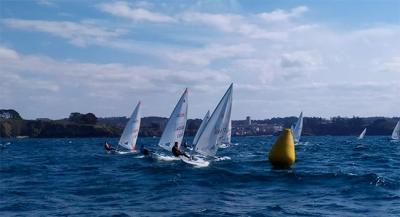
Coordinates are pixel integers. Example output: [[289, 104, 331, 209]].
[[0, 136, 399, 216]]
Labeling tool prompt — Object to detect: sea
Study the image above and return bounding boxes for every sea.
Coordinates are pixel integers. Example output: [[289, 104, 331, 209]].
[[0, 136, 399, 216]]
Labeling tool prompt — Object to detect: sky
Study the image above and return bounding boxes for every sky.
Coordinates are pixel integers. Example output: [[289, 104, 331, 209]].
[[0, 0, 399, 120]]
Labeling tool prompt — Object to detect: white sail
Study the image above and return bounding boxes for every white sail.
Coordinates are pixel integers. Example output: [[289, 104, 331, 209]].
[[158, 88, 188, 151], [293, 112, 303, 143], [220, 103, 232, 145], [358, 128, 366, 140], [193, 110, 210, 145], [195, 84, 233, 157], [118, 101, 141, 151], [392, 120, 400, 140], [221, 120, 231, 144]]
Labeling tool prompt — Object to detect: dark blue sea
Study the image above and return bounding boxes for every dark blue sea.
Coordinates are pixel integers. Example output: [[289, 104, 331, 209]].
[[1, 136, 399, 216]]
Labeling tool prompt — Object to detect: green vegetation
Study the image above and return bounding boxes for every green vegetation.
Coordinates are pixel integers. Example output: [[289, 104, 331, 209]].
[[0, 110, 118, 138], [68, 112, 97, 125], [0, 109, 398, 138], [0, 109, 22, 120]]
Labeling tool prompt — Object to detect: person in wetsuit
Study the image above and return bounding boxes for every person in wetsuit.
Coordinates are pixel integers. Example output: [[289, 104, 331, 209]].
[[140, 144, 150, 156], [104, 142, 115, 152], [172, 142, 190, 158]]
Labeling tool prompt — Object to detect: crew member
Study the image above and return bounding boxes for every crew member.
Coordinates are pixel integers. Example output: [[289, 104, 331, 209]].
[[172, 142, 190, 158], [140, 144, 150, 156], [104, 142, 114, 151]]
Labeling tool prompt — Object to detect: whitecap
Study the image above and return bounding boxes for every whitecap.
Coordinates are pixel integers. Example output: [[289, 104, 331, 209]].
[[295, 141, 310, 146], [154, 153, 180, 161], [116, 150, 137, 155], [134, 155, 145, 159], [219, 144, 230, 149], [214, 156, 231, 161]]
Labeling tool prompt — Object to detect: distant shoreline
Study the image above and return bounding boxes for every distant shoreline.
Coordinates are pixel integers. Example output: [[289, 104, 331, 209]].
[[1, 135, 395, 140], [1, 109, 398, 138]]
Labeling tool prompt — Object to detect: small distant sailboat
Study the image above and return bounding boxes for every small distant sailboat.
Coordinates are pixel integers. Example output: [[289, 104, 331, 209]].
[[105, 101, 141, 153], [358, 128, 366, 140], [391, 120, 400, 140], [291, 112, 303, 143], [194, 84, 233, 158], [158, 88, 189, 152]]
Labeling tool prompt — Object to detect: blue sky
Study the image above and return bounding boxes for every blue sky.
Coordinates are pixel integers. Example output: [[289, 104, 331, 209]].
[[0, 0, 399, 120]]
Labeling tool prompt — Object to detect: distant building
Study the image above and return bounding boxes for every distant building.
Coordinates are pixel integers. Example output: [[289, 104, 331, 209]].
[[246, 116, 251, 126], [273, 125, 283, 132]]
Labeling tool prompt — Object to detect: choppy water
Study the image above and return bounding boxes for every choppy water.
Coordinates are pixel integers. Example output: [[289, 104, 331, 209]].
[[1, 136, 399, 216]]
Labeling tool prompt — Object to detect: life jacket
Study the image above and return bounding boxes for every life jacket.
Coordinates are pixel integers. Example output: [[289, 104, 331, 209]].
[[141, 148, 149, 156], [172, 145, 180, 157]]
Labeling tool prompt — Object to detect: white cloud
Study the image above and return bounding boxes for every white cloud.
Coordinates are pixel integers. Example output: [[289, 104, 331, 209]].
[[381, 57, 400, 73], [166, 43, 254, 66], [98, 1, 175, 23], [280, 51, 321, 70], [36, 0, 56, 7], [181, 12, 287, 40], [2, 19, 126, 47], [181, 12, 241, 32], [0, 46, 231, 118], [0, 46, 19, 59], [258, 6, 308, 22], [1, 4, 400, 118]]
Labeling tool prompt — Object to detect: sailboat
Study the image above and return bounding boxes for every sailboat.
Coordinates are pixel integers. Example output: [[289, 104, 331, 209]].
[[180, 84, 233, 167], [192, 110, 210, 146], [391, 120, 400, 140], [358, 128, 366, 140], [158, 88, 189, 152], [291, 112, 303, 143], [105, 101, 141, 153]]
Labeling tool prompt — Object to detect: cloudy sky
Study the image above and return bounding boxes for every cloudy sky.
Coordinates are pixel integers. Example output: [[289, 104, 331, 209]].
[[0, 0, 399, 120]]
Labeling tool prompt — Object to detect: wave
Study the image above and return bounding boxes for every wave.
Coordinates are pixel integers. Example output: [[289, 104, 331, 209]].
[[214, 156, 231, 161], [219, 143, 230, 149], [195, 167, 399, 190], [153, 153, 180, 161], [295, 141, 310, 146], [115, 151, 133, 155], [0, 142, 11, 150], [2, 136, 399, 216]]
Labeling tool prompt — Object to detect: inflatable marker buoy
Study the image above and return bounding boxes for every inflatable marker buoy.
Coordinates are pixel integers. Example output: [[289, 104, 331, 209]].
[[268, 128, 295, 168]]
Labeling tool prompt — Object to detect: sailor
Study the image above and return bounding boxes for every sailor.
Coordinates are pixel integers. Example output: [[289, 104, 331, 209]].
[[104, 141, 114, 152], [140, 144, 150, 156], [172, 142, 190, 158]]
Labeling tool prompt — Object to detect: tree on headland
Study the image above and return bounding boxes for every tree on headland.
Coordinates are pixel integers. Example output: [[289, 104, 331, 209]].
[[0, 109, 22, 120], [1, 108, 398, 138], [68, 112, 97, 125]]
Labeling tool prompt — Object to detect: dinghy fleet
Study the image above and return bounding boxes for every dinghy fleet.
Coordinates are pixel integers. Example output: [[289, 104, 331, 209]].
[[105, 83, 400, 166], [356, 120, 399, 141], [105, 84, 233, 166]]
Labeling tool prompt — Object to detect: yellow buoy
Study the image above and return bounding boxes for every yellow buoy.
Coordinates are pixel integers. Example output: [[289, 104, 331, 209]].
[[268, 128, 295, 168]]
